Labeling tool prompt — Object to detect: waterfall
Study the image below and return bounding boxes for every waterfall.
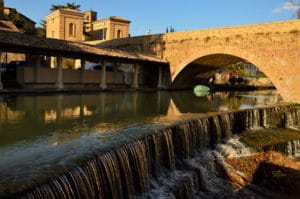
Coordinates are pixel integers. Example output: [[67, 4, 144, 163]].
[[11, 105, 299, 199], [288, 140, 300, 158], [263, 139, 300, 158]]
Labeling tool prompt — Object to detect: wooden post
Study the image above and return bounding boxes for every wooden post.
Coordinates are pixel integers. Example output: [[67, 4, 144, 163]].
[[100, 60, 107, 89], [56, 56, 63, 89], [132, 63, 139, 89]]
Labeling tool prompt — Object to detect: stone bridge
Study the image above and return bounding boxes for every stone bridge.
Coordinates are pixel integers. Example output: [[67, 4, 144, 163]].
[[98, 20, 300, 103]]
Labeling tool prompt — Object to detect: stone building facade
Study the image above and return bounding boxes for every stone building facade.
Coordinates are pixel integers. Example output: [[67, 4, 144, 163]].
[[45, 9, 130, 42], [84, 10, 130, 41], [46, 8, 84, 42]]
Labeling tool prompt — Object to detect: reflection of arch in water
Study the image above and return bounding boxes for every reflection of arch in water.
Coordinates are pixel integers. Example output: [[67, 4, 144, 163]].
[[170, 90, 281, 114]]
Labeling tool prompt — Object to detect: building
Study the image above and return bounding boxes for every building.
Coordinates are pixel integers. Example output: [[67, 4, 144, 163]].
[[3, 7, 36, 34], [84, 10, 131, 41], [0, 2, 35, 65], [0, 20, 18, 32], [45, 8, 84, 42], [45, 8, 130, 42]]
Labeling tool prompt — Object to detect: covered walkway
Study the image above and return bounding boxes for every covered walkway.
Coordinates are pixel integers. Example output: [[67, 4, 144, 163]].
[[0, 29, 168, 91]]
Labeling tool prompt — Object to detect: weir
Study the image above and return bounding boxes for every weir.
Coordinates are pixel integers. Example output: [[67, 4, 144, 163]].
[[3, 105, 300, 198]]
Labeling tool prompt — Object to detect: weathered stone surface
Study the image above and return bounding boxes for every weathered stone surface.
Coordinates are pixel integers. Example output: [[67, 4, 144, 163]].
[[99, 20, 300, 102]]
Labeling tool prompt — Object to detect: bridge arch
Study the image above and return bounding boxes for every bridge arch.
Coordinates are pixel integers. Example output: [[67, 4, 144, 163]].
[[171, 45, 284, 93]]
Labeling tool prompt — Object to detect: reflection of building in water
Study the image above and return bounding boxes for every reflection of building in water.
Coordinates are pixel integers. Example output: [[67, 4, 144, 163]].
[[166, 99, 182, 119], [44, 106, 92, 122], [0, 101, 24, 123]]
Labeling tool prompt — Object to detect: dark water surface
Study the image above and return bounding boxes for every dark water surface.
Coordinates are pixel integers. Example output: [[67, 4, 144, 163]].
[[0, 90, 281, 194]]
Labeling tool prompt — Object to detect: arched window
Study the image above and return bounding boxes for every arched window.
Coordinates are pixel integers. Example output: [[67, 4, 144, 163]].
[[117, 30, 122, 38], [69, 23, 76, 37]]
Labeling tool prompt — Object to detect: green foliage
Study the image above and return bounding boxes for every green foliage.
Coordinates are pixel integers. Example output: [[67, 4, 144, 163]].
[[0, 0, 5, 20], [50, 2, 81, 11], [39, 20, 46, 28], [35, 20, 46, 37], [165, 26, 175, 33], [35, 27, 46, 37]]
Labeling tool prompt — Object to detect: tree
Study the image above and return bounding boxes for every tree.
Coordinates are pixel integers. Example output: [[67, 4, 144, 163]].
[[0, 0, 5, 20], [165, 26, 175, 33], [286, 0, 300, 19], [35, 20, 46, 37], [50, 2, 81, 11]]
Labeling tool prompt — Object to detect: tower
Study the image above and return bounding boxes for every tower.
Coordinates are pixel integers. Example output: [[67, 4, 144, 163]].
[[45, 8, 84, 42]]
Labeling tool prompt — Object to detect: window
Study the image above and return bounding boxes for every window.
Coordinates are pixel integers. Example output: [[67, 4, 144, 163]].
[[95, 28, 107, 40], [117, 30, 122, 38], [69, 23, 76, 37]]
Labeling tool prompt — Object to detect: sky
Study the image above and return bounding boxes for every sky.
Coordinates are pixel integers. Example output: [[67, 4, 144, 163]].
[[4, 0, 299, 36]]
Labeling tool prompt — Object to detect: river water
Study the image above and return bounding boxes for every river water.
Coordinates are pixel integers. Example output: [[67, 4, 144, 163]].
[[0, 89, 287, 196]]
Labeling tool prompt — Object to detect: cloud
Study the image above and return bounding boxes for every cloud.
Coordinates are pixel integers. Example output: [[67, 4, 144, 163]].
[[272, 8, 282, 13], [272, 1, 299, 14], [283, 2, 299, 10]]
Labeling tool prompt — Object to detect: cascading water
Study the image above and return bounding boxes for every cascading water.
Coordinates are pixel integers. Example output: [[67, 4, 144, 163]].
[[4, 105, 299, 199]]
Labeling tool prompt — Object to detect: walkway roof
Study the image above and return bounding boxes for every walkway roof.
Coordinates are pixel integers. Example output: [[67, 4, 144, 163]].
[[0, 29, 167, 64]]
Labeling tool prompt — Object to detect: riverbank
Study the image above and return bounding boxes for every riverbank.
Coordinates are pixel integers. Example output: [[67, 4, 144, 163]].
[[225, 151, 300, 197]]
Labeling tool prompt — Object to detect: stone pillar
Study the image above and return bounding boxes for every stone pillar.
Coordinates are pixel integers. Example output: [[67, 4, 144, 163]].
[[50, 56, 57, 68], [34, 55, 41, 83], [157, 65, 163, 89], [80, 59, 85, 84], [132, 63, 139, 89], [0, 52, 3, 90], [100, 60, 107, 89], [113, 63, 118, 85], [56, 56, 63, 89]]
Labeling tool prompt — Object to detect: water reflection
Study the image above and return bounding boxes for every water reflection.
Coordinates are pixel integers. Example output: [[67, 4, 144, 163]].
[[0, 90, 282, 193], [171, 89, 280, 113], [0, 90, 281, 147]]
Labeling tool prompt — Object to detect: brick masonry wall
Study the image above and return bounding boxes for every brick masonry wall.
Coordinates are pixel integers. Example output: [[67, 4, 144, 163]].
[[98, 20, 300, 102]]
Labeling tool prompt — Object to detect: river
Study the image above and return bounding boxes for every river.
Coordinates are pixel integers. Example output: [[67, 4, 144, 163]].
[[1, 89, 297, 198]]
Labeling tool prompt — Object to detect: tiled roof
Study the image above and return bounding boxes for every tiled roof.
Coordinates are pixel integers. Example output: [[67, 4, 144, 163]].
[[0, 29, 167, 64], [0, 20, 19, 32]]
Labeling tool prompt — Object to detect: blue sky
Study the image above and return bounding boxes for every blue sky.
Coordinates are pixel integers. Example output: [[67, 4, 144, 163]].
[[4, 0, 299, 36]]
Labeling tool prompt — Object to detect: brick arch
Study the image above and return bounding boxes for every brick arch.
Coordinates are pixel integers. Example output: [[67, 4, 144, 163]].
[[170, 45, 285, 93], [172, 46, 280, 82]]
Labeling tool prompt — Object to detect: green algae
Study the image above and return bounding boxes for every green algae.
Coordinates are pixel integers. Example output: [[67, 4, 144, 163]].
[[240, 128, 300, 148]]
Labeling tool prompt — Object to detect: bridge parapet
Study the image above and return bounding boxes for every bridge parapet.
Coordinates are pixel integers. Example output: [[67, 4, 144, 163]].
[[99, 20, 300, 102]]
